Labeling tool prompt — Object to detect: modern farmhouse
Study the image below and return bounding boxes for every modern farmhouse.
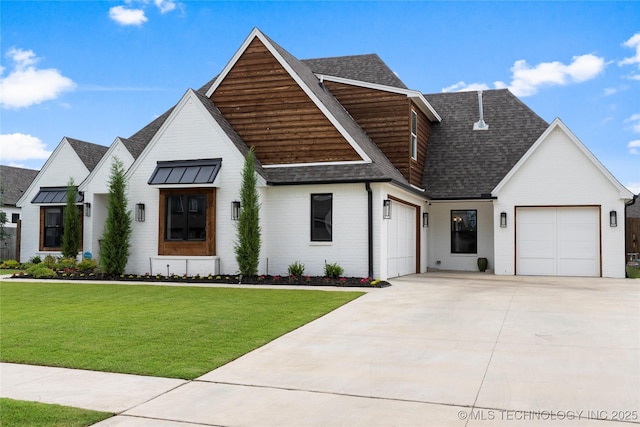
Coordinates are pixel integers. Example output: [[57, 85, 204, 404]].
[[17, 28, 634, 279]]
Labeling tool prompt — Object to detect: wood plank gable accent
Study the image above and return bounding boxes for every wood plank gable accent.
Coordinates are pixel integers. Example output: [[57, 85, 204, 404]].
[[210, 38, 360, 165], [323, 81, 431, 187]]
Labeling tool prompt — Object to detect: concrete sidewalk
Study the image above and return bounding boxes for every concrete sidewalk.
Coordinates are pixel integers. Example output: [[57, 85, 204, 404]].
[[2, 273, 639, 426]]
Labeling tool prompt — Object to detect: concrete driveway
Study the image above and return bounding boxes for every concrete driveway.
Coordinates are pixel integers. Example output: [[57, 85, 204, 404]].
[[86, 273, 638, 426], [3, 273, 638, 426]]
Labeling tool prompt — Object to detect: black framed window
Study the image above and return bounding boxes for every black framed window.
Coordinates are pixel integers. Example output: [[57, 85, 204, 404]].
[[43, 207, 64, 248], [451, 210, 477, 254], [311, 194, 332, 242], [11, 213, 19, 223], [165, 194, 206, 241]]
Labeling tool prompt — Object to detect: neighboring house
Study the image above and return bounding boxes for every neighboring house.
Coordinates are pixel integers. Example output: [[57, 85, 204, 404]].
[[17, 28, 634, 278], [0, 165, 39, 259], [16, 137, 108, 259]]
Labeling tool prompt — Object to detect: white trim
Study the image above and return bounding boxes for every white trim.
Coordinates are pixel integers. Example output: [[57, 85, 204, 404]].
[[492, 118, 634, 200], [16, 137, 87, 207], [78, 137, 128, 192], [316, 74, 442, 122], [204, 28, 372, 163], [262, 160, 368, 168]]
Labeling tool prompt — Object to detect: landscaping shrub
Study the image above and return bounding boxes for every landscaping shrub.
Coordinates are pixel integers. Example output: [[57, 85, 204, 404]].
[[28, 255, 42, 264], [324, 262, 344, 279], [25, 264, 57, 279], [100, 158, 132, 275], [0, 260, 20, 269], [76, 259, 98, 273], [288, 261, 305, 277], [55, 258, 77, 270], [61, 179, 81, 259], [42, 255, 57, 268], [235, 147, 261, 276]]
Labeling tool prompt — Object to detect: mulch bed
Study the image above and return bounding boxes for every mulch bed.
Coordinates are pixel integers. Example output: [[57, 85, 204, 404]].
[[10, 272, 390, 288]]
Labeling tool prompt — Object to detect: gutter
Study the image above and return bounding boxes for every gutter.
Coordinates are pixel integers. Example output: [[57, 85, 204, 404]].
[[365, 182, 374, 279]]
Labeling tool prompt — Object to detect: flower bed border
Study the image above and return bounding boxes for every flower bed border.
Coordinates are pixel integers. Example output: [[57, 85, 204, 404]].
[[10, 272, 390, 288]]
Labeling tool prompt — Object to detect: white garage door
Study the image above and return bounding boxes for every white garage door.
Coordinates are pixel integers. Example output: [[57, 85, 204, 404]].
[[387, 201, 416, 278], [516, 207, 600, 276]]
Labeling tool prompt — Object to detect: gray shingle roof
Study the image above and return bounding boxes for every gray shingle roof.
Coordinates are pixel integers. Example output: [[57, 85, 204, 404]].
[[122, 107, 175, 159], [302, 54, 407, 89], [627, 196, 640, 218], [66, 138, 109, 172], [0, 165, 39, 206], [422, 89, 549, 199]]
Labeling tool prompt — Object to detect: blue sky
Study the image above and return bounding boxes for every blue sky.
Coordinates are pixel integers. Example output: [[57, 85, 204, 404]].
[[1, 1, 638, 192]]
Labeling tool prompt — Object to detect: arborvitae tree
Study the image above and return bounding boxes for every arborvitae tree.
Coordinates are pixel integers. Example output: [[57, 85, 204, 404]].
[[61, 178, 81, 259], [235, 147, 261, 276], [100, 158, 132, 275]]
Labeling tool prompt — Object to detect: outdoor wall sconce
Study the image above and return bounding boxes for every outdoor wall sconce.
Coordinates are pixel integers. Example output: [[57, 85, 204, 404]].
[[610, 210, 617, 227], [84, 202, 91, 217], [136, 203, 145, 222], [500, 212, 507, 228], [383, 199, 392, 219], [231, 201, 241, 221], [423, 212, 429, 227]]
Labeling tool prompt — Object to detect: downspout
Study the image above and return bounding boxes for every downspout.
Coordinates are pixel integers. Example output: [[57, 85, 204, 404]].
[[365, 182, 374, 279]]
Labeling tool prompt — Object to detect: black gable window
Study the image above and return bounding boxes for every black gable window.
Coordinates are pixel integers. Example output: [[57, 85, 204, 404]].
[[311, 194, 332, 242], [451, 210, 477, 254]]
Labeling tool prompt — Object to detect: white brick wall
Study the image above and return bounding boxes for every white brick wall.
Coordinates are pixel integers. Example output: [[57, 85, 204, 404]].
[[125, 91, 251, 275], [493, 124, 630, 278], [17, 140, 90, 262]]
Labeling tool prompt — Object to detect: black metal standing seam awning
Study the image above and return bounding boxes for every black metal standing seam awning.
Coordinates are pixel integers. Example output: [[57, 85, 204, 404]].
[[31, 187, 83, 204], [148, 159, 222, 185]]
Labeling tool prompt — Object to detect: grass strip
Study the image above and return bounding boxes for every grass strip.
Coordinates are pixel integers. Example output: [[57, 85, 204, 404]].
[[0, 282, 363, 379], [0, 398, 113, 427]]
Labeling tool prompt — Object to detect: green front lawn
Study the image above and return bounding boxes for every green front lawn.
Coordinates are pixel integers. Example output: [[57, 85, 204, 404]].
[[0, 282, 363, 379], [0, 398, 112, 427]]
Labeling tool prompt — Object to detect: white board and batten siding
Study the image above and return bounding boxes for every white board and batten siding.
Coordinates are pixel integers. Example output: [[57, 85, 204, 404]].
[[493, 119, 632, 278]]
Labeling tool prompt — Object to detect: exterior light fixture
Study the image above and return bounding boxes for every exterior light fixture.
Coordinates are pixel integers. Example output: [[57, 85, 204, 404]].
[[500, 212, 507, 228], [609, 210, 617, 227], [383, 199, 391, 219], [231, 201, 241, 221], [423, 212, 429, 227], [136, 203, 145, 222], [84, 202, 91, 217]]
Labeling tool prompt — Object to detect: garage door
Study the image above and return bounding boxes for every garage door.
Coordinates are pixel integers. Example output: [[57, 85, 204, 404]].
[[387, 201, 417, 278], [516, 207, 600, 276]]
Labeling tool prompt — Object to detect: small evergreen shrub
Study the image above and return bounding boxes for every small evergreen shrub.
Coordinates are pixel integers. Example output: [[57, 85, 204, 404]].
[[324, 262, 344, 279], [56, 257, 77, 270], [288, 261, 305, 277], [0, 259, 20, 269], [77, 259, 98, 272], [29, 255, 42, 264], [25, 264, 57, 279], [42, 255, 57, 268]]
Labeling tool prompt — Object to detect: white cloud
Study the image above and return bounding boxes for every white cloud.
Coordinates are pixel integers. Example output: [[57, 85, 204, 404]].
[[619, 33, 640, 68], [628, 140, 640, 155], [109, 5, 147, 25], [443, 54, 605, 97], [603, 87, 617, 96], [0, 48, 76, 109], [441, 81, 490, 93], [0, 133, 52, 161], [155, 0, 176, 14], [509, 54, 605, 96], [626, 113, 640, 133]]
